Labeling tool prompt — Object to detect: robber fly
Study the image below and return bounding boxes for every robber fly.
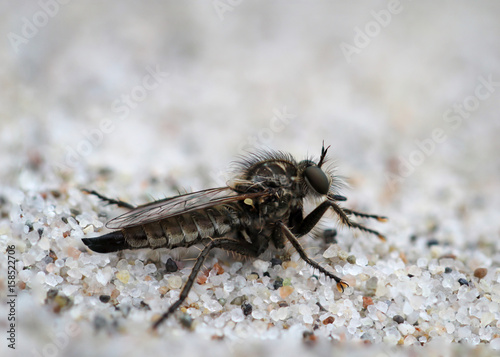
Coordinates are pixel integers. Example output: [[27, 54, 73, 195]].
[[82, 143, 387, 330]]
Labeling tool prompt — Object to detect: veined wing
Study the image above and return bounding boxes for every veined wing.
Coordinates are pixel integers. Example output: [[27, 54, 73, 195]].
[[106, 187, 271, 229]]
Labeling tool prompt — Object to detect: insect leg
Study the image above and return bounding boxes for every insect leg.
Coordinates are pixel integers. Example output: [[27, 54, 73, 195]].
[[278, 222, 348, 292], [153, 238, 259, 330], [294, 200, 332, 236], [328, 202, 386, 241], [295, 200, 386, 240], [82, 189, 135, 210], [327, 193, 347, 201], [342, 209, 388, 222]]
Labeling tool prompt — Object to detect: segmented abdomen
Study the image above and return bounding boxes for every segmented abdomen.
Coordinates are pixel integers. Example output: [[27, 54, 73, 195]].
[[122, 205, 239, 249]]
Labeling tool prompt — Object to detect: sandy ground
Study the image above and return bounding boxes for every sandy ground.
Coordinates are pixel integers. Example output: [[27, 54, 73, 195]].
[[1, 1, 500, 356]]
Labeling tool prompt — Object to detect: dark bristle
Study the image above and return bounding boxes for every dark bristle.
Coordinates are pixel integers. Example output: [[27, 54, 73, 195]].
[[318, 141, 330, 167], [231, 149, 297, 174]]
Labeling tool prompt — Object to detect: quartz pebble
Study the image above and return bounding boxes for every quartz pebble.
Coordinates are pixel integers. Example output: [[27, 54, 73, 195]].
[[116, 270, 130, 284], [279, 285, 294, 299], [167, 275, 183, 289], [323, 244, 340, 259]]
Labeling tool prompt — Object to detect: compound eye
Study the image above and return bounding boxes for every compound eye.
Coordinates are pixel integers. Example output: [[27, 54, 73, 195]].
[[304, 165, 330, 195]]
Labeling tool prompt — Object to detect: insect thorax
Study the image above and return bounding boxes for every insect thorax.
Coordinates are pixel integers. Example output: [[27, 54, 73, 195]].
[[230, 158, 305, 224], [238, 158, 301, 192]]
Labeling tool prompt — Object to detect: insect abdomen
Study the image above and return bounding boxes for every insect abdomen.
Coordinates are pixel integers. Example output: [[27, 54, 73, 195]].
[[82, 231, 130, 253], [83, 206, 239, 253]]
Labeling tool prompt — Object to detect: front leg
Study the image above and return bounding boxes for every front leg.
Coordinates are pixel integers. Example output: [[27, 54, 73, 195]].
[[279, 222, 348, 292], [295, 199, 386, 240]]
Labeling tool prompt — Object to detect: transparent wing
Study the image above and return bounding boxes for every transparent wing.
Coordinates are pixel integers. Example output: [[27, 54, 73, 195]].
[[106, 187, 271, 229]]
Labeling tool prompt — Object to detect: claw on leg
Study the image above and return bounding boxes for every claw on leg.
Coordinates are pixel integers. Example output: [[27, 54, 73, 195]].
[[336, 281, 349, 293]]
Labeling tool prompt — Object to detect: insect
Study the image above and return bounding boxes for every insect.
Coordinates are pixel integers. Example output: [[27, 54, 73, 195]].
[[82, 143, 387, 329]]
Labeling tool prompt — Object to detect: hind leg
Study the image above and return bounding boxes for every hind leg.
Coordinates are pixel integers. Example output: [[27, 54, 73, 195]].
[[82, 189, 135, 210], [153, 238, 259, 330]]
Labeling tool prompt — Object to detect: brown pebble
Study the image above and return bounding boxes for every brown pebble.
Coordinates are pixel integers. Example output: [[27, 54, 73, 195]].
[[197, 274, 208, 285], [362, 296, 374, 309], [197, 268, 210, 285], [322, 316, 335, 325], [212, 262, 224, 275], [474, 268, 487, 279], [49, 250, 58, 260], [111, 288, 120, 299]]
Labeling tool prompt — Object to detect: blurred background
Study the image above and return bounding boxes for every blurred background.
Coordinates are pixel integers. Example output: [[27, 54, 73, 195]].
[[3, 0, 499, 243], [1, 1, 500, 355]]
